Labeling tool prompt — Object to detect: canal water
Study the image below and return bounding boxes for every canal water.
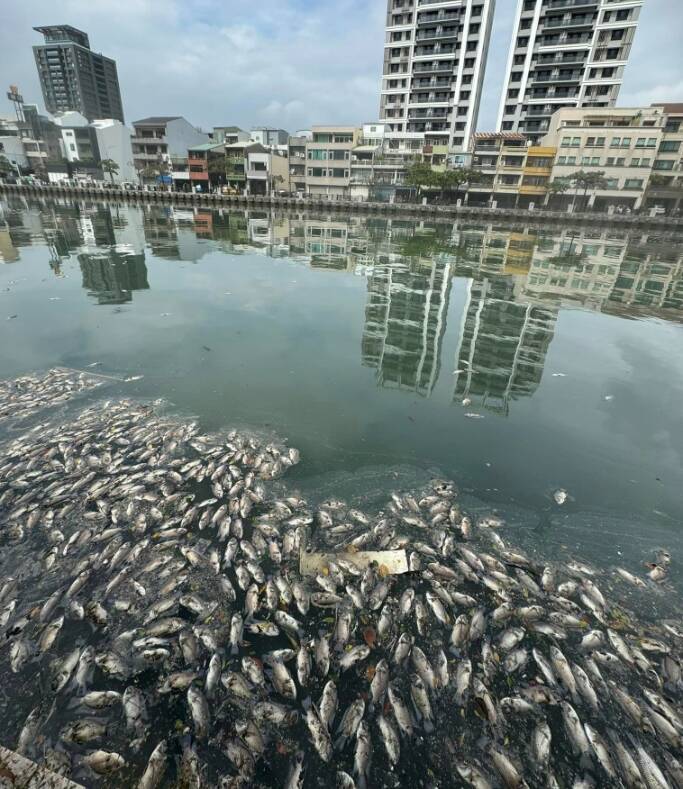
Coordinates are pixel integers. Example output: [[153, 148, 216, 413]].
[[0, 196, 682, 785]]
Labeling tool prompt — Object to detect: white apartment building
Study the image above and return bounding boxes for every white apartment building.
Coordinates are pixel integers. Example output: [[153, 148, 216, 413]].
[[498, 0, 643, 143], [540, 105, 667, 210], [380, 0, 495, 161]]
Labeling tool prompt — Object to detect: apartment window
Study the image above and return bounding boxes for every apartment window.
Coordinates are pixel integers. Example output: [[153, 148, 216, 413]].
[[610, 137, 621, 147], [566, 156, 576, 165], [69, 143, 76, 151], [591, 157, 600, 165], [665, 120, 681, 132], [561, 137, 571, 147], [308, 150, 327, 160], [647, 138, 657, 147], [605, 178, 619, 189], [660, 140, 680, 152], [557, 156, 566, 165], [605, 157, 614, 166], [631, 158, 640, 167], [653, 160, 675, 171], [640, 158, 651, 167], [624, 178, 644, 190], [620, 137, 631, 147], [616, 158, 625, 166]]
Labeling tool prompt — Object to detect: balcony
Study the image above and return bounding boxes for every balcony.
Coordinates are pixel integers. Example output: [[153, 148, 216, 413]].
[[413, 63, 453, 74], [416, 27, 459, 41], [545, 0, 598, 8], [247, 169, 268, 179], [543, 15, 596, 29]]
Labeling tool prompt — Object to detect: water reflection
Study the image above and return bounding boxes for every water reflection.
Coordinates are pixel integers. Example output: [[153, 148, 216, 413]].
[[2, 195, 682, 415]]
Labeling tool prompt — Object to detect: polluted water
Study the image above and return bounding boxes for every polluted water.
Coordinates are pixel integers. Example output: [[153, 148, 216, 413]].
[[0, 369, 681, 788]]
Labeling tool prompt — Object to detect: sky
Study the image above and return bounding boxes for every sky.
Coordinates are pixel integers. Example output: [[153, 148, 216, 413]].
[[0, 0, 681, 134]]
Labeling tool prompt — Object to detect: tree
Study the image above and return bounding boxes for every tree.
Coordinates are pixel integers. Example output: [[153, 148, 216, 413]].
[[404, 162, 439, 200], [545, 177, 571, 207], [100, 159, 120, 183], [207, 156, 227, 187], [0, 155, 13, 177], [568, 170, 608, 212]]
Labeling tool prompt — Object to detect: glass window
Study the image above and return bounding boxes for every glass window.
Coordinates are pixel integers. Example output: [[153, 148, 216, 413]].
[[624, 178, 643, 189], [616, 158, 625, 166], [572, 137, 580, 146], [647, 138, 657, 147], [610, 137, 621, 147], [635, 137, 646, 148], [566, 156, 576, 165], [631, 158, 640, 167], [621, 137, 631, 147], [660, 140, 680, 152], [591, 157, 600, 165], [557, 156, 566, 165], [641, 158, 651, 167], [561, 136, 571, 147], [653, 159, 675, 170], [605, 157, 615, 166]]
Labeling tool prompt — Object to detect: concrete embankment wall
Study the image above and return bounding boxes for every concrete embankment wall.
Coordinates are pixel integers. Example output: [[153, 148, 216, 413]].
[[1, 182, 681, 231]]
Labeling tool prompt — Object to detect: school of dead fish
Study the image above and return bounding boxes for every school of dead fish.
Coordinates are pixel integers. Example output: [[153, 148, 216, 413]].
[[0, 369, 681, 789]]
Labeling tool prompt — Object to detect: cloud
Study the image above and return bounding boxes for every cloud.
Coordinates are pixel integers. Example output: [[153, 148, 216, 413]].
[[0, 0, 680, 135]]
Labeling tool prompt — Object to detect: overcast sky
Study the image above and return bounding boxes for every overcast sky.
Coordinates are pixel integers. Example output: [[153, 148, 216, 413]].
[[1, 0, 681, 133]]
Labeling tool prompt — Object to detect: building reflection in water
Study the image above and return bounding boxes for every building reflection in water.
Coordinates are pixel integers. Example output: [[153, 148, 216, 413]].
[[453, 278, 556, 415], [362, 257, 451, 396], [79, 250, 149, 305], [1, 196, 682, 414]]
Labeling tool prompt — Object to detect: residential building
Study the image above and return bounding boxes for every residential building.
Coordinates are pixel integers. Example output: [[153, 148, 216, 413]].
[[246, 146, 289, 195], [643, 103, 683, 214], [288, 136, 308, 194], [188, 142, 225, 191], [90, 119, 136, 182], [350, 123, 387, 202], [305, 126, 361, 199], [540, 105, 667, 210], [469, 132, 527, 205], [224, 141, 250, 192], [212, 126, 250, 145], [468, 132, 555, 207], [497, 0, 643, 143], [131, 117, 208, 188], [33, 25, 124, 122], [250, 127, 289, 146], [380, 0, 495, 157]]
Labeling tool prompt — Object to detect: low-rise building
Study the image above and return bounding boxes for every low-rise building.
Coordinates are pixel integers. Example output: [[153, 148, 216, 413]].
[[643, 103, 683, 215], [90, 119, 136, 183], [250, 127, 289, 146], [187, 142, 225, 192], [245, 146, 289, 196], [131, 116, 208, 188], [305, 126, 361, 199], [469, 132, 555, 208], [540, 105, 668, 211], [288, 136, 308, 194], [212, 126, 250, 145]]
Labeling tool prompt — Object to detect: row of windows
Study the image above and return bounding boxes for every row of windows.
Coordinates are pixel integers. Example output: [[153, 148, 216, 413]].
[[561, 136, 659, 149], [307, 168, 350, 178], [307, 150, 350, 161], [556, 156, 652, 168]]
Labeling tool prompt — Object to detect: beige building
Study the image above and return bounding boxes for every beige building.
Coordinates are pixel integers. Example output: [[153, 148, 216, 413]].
[[644, 103, 683, 215], [469, 132, 555, 208], [305, 126, 361, 199], [540, 105, 668, 211]]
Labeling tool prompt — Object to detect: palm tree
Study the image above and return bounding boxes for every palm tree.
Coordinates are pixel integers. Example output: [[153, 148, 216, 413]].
[[544, 178, 571, 208], [100, 159, 120, 183]]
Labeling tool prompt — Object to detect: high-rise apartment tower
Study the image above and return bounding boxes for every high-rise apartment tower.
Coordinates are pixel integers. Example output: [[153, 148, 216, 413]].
[[33, 25, 124, 122], [380, 0, 495, 155], [497, 0, 643, 142]]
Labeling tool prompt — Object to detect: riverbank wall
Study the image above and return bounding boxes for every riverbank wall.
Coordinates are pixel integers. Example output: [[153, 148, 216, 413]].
[[1, 181, 680, 230]]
